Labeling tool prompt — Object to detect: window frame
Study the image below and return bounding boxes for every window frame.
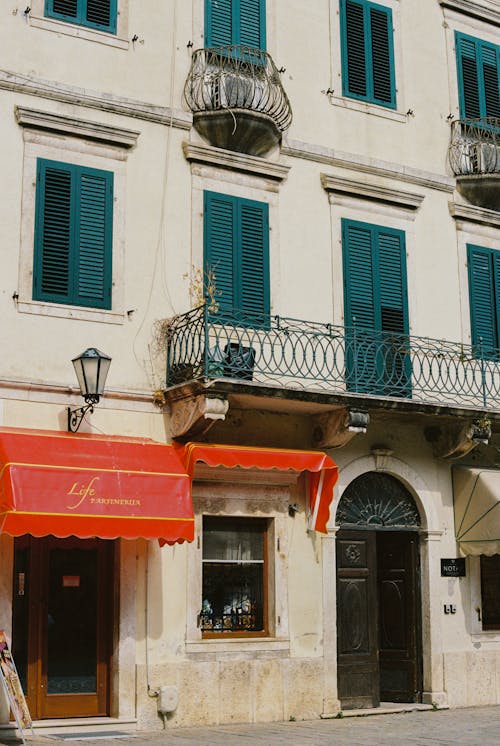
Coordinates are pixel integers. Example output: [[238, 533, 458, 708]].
[[339, 0, 397, 110], [454, 30, 500, 122], [44, 0, 118, 35], [33, 158, 114, 311], [201, 516, 269, 639]]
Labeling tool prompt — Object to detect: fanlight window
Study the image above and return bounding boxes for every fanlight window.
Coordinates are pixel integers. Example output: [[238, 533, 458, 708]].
[[337, 472, 421, 529]]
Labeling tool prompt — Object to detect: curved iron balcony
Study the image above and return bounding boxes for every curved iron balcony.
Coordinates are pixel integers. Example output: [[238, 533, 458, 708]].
[[165, 306, 500, 411], [184, 45, 293, 156], [448, 118, 500, 210]]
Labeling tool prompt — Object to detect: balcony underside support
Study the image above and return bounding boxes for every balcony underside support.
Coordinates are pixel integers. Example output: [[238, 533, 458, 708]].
[[170, 394, 229, 441], [312, 409, 370, 449], [456, 174, 499, 211], [193, 109, 281, 156], [424, 418, 491, 459]]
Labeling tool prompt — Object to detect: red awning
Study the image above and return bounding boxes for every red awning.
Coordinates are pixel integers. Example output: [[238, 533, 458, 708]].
[[0, 428, 193, 544], [177, 442, 338, 533]]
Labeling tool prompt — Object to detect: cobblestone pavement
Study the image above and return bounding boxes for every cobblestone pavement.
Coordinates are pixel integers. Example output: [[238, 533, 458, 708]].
[[2, 706, 500, 746]]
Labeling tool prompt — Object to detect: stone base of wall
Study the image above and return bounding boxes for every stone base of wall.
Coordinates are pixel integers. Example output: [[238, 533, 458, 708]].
[[443, 651, 500, 708], [135, 658, 325, 729]]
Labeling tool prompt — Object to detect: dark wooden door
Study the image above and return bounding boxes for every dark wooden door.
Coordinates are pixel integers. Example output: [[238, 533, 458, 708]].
[[336, 530, 379, 709], [12, 536, 113, 719], [377, 531, 421, 703]]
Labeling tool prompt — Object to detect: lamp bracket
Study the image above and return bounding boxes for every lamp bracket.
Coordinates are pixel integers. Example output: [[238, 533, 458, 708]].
[[67, 396, 99, 432]]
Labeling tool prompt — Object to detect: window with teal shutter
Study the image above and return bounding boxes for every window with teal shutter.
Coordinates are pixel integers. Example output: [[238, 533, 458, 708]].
[[455, 32, 500, 121], [33, 159, 113, 310], [45, 0, 117, 34], [340, 0, 396, 108], [342, 219, 410, 396], [467, 244, 500, 359], [205, 0, 266, 49], [203, 191, 269, 324]]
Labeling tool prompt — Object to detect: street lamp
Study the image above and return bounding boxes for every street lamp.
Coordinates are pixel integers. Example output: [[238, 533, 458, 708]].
[[67, 348, 111, 432]]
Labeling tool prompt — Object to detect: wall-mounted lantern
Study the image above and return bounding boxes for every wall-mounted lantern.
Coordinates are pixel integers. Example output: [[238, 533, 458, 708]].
[[67, 348, 111, 432]]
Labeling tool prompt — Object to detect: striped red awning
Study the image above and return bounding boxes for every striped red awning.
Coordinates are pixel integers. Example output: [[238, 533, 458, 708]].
[[0, 428, 194, 544], [177, 442, 338, 533]]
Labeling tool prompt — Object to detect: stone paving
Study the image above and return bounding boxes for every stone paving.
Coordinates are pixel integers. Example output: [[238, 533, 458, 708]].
[[1, 706, 500, 746]]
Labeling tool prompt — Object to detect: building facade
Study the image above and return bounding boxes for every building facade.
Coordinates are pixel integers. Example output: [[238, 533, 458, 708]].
[[0, 0, 499, 734]]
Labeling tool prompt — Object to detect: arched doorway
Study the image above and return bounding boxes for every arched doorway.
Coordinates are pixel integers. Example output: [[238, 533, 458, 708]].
[[336, 472, 422, 709]]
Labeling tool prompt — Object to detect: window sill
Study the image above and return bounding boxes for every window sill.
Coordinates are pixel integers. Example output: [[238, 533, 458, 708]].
[[29, 15, 129, 50], [186, 637, 290, 654], [17, 299, 125, 325], [471, 631, 500, 643], [329, 94, 407, 123]]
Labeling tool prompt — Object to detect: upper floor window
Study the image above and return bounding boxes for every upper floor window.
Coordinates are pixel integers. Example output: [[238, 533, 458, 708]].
[[455, 32, 500, 122], [33, 159, 113, 310], [45, 0, 118, 34], [467, 244, 500, 359], [339, 0, 396, 109], [205, 0, 266, 50], [203, 190, 270, 324]]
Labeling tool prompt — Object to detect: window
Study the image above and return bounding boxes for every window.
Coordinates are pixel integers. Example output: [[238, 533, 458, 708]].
[[205, 0, 266, 50], [455, 32, 500, 121], [203, 190, 270, 322], [33, 159, 113, 310], [339, 0, 396, 109], [45, 0, 117, 34], [480, 555, 500, 629], [201, 517, 267, 636], [342, 218, 410, 395], [467, 244, 500, 358]]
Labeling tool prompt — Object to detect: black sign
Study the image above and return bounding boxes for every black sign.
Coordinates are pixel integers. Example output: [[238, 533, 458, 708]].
[[441, 558, 466, 577]]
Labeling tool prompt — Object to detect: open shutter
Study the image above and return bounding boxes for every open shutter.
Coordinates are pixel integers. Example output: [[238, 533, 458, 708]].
[[239, 0, 266, 50], [204, 191, 236, 315], [467, 245, 499, 357], [33, 160, 73, 303], [238, 199, 269, 322], [343, 0, 368, 98], [205, 0, 233, 47], [370, 4, 395, 106], [75, 168, 113, 309]]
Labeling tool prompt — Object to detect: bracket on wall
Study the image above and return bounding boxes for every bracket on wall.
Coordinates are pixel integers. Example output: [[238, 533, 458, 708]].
[[312, 408, 370, 449], [424, 417, 491, 459], [169, 394, 229, 440]]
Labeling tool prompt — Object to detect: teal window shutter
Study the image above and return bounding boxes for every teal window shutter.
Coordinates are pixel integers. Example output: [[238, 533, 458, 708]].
[[33, 159, 113, 310], [340, 0, 396, 108], [205, 0, 266, 50], [203, 191, 269, 321], [455, 32, 500, 120], [45, 1, 117, 34], [342, 219, 409, 395], [467, 244, 500, 358]]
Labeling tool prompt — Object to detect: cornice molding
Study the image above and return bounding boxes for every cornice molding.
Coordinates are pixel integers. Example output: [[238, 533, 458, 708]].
[[0, 377, 155, 410], [439, 0, 500, 27], [449, 201, 500, 228], [321, 174, 425, 210], [183, 142, 290, 182], [15, 106, 140, 148], [0, 69, 192, 130], [283, 139, 455, 194]]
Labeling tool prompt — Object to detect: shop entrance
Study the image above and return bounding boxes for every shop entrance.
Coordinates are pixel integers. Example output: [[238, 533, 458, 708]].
[[12, 536, 114, 719], [336, 472, 422, 709]]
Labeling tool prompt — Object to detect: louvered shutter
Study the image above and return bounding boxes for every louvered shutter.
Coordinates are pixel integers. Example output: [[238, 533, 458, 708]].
[[467, 245, 500, 357], [34, 161, 72, 303], [343, 0, 368, 98], [481, 43, 500, 119], [75, 168, 113, 308], [238, 198, 269, 322], [204, 191, 236, 315], [50, 0, 79, 21], [47, 0, 116, 33], [370, 5, 395, 106], [205, 0, 233, 47], [33, 159, 113, 309], [456, 34, 482, 119], [239, 0, 266, 50]]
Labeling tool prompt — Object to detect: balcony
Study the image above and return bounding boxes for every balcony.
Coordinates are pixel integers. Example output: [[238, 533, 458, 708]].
[[164, 306, 500, 419], [448, 118, 500, 210], [183, 45, 293, 156]]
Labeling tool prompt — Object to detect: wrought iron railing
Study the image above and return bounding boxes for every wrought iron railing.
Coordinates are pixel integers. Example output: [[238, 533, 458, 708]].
[[449, 117, 500, 176], [184, 45, 293, 133], [165, 306, 500, 411]]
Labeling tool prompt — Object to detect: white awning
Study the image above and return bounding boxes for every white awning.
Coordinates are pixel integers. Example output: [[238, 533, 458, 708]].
[[453, 467, 500, 556]]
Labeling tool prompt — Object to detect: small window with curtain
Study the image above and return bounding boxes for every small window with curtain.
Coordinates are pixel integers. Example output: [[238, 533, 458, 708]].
[[201, 517, 268, 636], [45, 0, 118, 34], [480, 555, 500, 630], [33, 158, 113, 310]]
